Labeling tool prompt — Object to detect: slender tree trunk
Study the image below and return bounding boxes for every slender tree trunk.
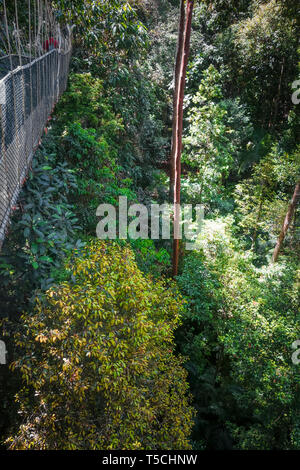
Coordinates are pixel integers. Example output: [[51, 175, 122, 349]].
[[272, 179, 300, 263], [169, 0, 185, 203], [171, 0, 194, 277]]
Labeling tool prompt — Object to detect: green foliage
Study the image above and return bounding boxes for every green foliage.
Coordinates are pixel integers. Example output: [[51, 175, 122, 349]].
[[55, 73, 124, 138], [6, 241, 194, 450], [182, 66, 236, 205], [129, 238, 171, 278], [188, 0, 299, 135], [103, 62, 169, 187], [56, 0, 148, 61], [177, 217, 300, 450], [0, 138, 83, 448], [60, 121, 135, 231], [232, 0, 299, 129], [58, 3, 167, 188], [54, 73, 137, 233], [0, 140, 82, 300], [234, 145, 300, 254], [219, 260, 300, 450]]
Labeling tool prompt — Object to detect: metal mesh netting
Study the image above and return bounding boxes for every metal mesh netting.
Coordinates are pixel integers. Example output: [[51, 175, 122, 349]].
[[0, 48, 71, 246]]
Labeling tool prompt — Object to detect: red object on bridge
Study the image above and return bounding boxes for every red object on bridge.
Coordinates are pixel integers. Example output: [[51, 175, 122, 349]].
[[43, 37, 59, 51]]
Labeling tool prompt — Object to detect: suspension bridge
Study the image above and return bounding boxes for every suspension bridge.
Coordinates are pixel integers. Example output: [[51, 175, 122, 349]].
[[0, 0, 72, 248]]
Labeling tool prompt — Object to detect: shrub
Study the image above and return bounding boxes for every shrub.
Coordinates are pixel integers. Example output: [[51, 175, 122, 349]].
[[6, 241, 194, 450]]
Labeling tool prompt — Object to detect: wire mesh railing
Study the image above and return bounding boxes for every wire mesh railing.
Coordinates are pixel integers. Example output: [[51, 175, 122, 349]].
[[0, 47, 71, 247]]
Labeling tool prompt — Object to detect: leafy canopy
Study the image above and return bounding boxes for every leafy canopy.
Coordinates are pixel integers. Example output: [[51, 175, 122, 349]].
[[7, 241, 194, 450]]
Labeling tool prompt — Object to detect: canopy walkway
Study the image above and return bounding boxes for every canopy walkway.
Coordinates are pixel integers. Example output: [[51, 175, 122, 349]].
[[0, 0, 71, 248]]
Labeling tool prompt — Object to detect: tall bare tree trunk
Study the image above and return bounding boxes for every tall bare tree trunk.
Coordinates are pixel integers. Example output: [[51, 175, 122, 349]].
[[171, 0, 194, 277], [169, 0, 185, 203], [272, 179, 300, 263]]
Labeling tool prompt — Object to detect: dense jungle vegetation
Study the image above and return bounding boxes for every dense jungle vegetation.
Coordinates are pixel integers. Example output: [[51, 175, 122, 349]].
[[0, 0, 299, 450]]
